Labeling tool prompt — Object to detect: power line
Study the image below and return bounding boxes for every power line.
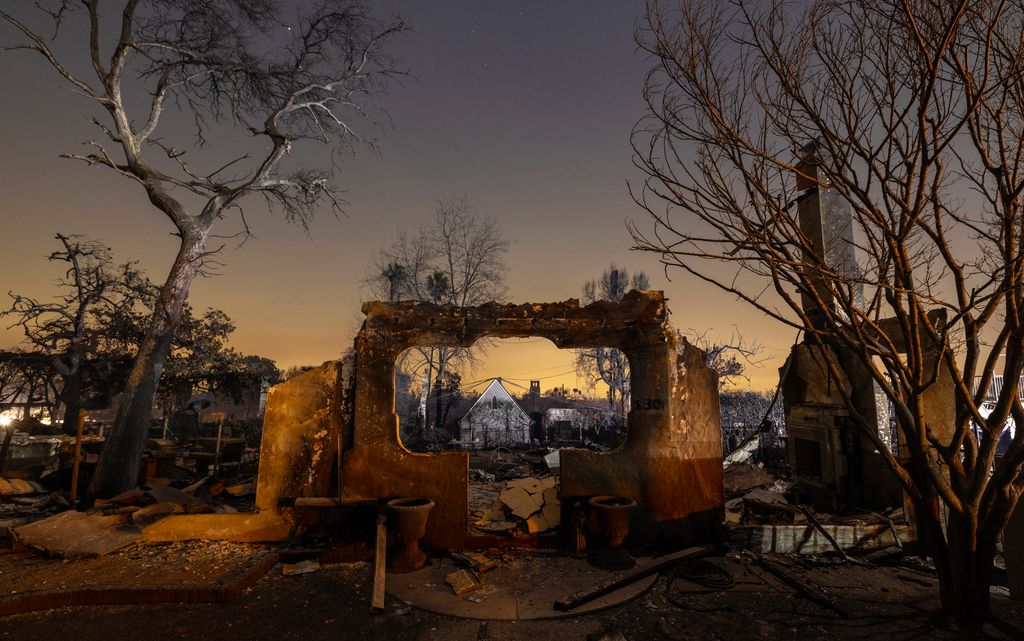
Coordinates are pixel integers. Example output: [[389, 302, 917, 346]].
[[467, 360, 581, 380], [501, 367, 581, 382]]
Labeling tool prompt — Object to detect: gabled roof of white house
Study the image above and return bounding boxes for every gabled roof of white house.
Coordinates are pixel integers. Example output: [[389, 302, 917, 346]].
[[463, 379, 531, 421]]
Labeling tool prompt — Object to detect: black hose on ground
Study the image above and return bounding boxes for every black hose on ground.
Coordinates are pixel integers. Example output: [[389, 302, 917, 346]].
[[665, 559, 736, 612]]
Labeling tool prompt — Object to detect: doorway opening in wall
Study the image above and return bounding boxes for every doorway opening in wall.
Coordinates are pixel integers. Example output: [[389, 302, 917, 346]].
[[393, 337, 629, 538]]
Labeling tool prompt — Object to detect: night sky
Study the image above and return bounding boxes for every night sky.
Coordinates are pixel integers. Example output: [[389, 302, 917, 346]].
[[0, 1, 792, 392]]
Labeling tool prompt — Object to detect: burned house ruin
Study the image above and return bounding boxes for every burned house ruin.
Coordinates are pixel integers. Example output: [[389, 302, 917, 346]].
[[781, 147, 955, 511], [143, 290, 725, 551]]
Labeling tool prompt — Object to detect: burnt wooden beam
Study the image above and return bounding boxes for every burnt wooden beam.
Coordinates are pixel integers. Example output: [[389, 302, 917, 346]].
[[554, 545, 716, 611]]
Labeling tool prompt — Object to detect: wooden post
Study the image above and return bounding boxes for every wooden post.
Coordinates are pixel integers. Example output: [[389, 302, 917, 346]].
[[213, 417, 224, 477], [371, 507, 387, 613], [336, 423, 343, 501], [70, 409, 86, 504]]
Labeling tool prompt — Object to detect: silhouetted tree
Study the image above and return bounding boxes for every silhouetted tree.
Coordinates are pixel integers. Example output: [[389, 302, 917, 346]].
[[366, 196, 509, 435], [2, 235, 150, 432], [3, 236, 279, 433]]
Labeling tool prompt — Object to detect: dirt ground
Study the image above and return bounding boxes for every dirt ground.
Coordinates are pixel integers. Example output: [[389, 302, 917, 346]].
[[0, 542, 274, 592], [0, 549, 1021, 641]]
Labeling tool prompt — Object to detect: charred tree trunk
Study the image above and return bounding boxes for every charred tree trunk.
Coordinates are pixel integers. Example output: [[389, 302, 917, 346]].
[[89, 231, 207, 496], [940, 511, 994, 624], [59, 370, 83, 437], [418, 369, 430, 433], [433, 378, 444, 433], [54, 347, 85, 436], [912, 490, 995, 625], [433, 351, 449, 432]]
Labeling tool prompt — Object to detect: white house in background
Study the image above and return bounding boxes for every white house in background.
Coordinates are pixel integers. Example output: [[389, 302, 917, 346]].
[[975, 375, 1023, 455], [458, 379, 532, 449]]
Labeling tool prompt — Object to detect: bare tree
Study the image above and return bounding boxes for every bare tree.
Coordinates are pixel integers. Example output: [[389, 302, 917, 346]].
[[575, 265, 648, 416], [685, 328, 764, 390], [631, 0, 1024, 623], [366, 196, 509, 437], [0, 1, 405, 495]]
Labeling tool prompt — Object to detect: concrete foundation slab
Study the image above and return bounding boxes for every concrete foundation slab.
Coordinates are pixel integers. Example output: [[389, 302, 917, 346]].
[[385, 554, 656, 620]]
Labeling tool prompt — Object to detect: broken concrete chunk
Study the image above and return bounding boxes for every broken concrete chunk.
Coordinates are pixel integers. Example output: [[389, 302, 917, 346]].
[[445, 569, 482, 595], [499, 485, 529, 509], [526, 512, 549, 534], [12, 510, 139, 557], [483, 499, 507, 522], [544, 450, 560, 470], [542, 501, 561, 528], [0, 478, 42, 496], [450, 551, 499, 573], [500, 485, 544, 520], [506, 478, 542, 495], [511, 494, 544, 521]]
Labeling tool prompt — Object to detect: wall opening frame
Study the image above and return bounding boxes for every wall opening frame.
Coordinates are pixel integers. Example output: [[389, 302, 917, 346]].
[[341, 290, 724, 550]]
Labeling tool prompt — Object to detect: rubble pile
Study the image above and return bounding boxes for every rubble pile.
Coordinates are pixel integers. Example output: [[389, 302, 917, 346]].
[[722, 463, 797, 525], [0, 478, 46, 497], [0, 476, 65, 537], [723, 462, 910, 556], [472, 476, 560, 535], [8, 476, 256, 557], [725, 488, 803, 525]]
